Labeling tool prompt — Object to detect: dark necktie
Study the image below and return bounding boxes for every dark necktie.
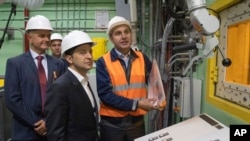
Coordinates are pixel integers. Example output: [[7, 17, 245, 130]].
[[36, 55, 47, 112]]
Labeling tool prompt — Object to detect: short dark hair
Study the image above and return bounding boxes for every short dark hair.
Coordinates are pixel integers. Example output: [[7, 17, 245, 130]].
[[64, 43, 93, 56], [64, 46, 77, 56]]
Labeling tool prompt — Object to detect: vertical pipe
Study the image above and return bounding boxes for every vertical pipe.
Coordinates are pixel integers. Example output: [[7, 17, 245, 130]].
[[149, 0, 153, 60], [78, 0, 81, 30], [24, 8, 29, 52], [67, 0, 69, 33], [84, 0, 87, 31], [73, 0, 76, 29], [129, 0, 137, 23], [160, 17, 175, 77], [153, 1, 158, 43], [188, 50, 194, 117], [141, 0, 145, 53], [129, 0, 138, 50], [61, 0, 63, 33], [55, 0, 58, 31]]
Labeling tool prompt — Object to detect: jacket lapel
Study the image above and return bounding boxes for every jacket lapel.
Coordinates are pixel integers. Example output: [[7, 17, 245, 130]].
[[67, 71, 98, 123], [25, 52, 38, 76], [46, 55, 55, 85], [67, 71, 94, 108]]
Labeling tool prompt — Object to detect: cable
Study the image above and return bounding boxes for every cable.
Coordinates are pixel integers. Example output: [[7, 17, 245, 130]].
[[216, 46, 232, 67], [0, 3, 16, 49]]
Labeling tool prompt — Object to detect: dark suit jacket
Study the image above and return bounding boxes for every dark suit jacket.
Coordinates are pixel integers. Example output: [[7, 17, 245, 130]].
[[4, 52, 66, 140], [45, 70, 99, 141]]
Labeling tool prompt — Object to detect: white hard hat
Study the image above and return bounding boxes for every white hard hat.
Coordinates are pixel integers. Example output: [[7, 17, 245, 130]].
[[107, 16, 131, 35], [26, 15, 53, 31], [51, 33, 63, 40], [61, 30, 96, 57]]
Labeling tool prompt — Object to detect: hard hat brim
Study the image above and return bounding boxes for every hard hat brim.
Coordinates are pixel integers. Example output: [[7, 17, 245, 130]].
[[107, 21, 131, 34]]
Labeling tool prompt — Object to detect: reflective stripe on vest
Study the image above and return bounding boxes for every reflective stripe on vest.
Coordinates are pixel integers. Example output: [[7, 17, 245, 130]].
[[100, 51, 147, 117], [113, 82, 146, 92]]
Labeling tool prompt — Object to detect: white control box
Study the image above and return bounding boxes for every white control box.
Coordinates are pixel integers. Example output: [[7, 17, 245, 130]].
[[173, 77, 202, 118]]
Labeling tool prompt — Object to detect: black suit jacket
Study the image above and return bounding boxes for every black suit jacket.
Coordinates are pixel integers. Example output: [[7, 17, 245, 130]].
[[4, 52, 66, 140], [45, 70, 99, 141]]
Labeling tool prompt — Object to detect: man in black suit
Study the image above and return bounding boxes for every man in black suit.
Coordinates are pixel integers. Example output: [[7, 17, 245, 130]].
[[4, 15, 66, 141], [45, 30, 99, 141]]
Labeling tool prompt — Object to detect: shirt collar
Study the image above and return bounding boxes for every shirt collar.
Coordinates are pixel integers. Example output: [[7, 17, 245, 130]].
[[30, 48, 46, 60], [115, 48, 130, 57], [68, 67, 89, 85], [111, 48, 138, 62]]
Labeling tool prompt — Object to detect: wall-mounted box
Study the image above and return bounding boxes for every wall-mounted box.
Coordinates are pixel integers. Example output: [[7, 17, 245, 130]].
[[173, 77, 202, 118], [92, 38, 108, 61]]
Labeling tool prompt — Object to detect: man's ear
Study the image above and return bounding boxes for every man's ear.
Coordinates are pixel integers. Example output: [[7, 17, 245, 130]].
[[26, 32, 32, 41], [109, 36, 114, 44], [65, 55, 73, 64]]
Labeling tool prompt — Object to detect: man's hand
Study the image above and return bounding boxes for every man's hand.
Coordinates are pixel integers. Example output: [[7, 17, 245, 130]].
[[157, 100, 167, 111], [138, 98, 158, 111], [34, 119, 47, 136]]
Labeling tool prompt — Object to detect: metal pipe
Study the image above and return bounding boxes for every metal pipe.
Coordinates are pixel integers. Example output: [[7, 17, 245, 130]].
[[129, 0, 137, 23], [149, 0, 153, 60], [55, 0, 58, 30], [168, 35, 184, 38], [166, 40, 186, 43], [129, 0, 138, 50], [24, 8, 29, 52], [166, 52, 190, 65], [188, 50, 194, 117], [141, 0, 145, 52], [181, 55, 203, 76], [78, 0, 81, 30], [73, 0, 76, 29], [67, 0, 70, 33], [61, 0, 63, 33], [153, 0, 159, 43], [167, 58, 189, 71], [0, 18, 96, 22], [0, 27, 25, 52], [41, 2, 114, 4], [0, 9, 23, 13], [172, 43, 197, 53], [160, 17, 175, 77], [84, 0, 87, 31]]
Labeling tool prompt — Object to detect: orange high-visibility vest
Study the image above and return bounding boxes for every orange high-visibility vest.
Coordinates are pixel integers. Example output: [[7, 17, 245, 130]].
[[100, 51, 147, 117]]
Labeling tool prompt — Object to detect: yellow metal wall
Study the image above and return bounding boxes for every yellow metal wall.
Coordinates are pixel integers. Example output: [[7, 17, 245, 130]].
[[209, 0, 242, 11]]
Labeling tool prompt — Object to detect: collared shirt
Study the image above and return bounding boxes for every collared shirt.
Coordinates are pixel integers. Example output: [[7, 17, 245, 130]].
[[30, 49, 48, 79], [115, 49, 130, 68], [68, 67, 95, 108]]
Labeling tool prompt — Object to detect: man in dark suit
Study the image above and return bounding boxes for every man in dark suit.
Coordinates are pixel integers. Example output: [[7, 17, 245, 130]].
[[4, 15, 66, 141], [45, 30, 99, 141]]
